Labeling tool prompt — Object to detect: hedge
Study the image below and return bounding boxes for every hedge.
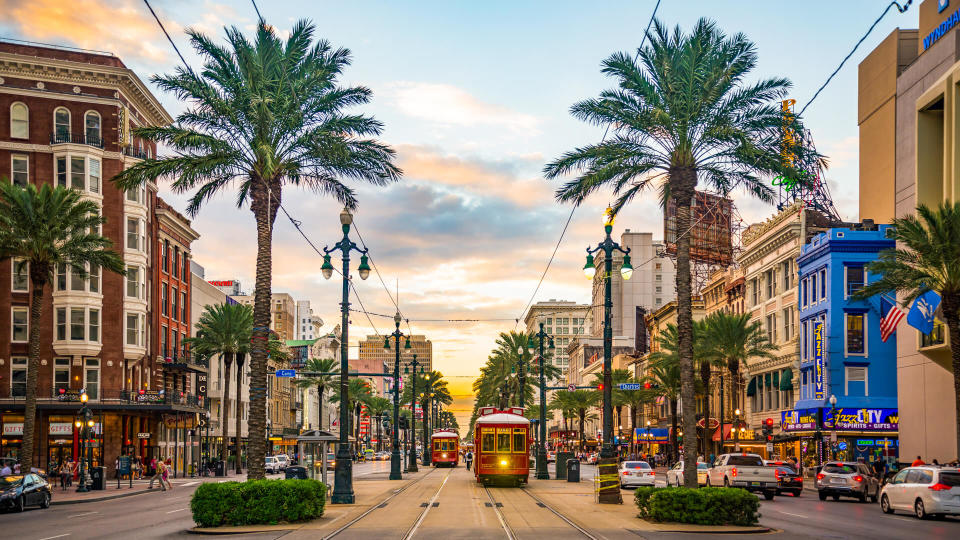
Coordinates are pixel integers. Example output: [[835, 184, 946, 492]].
[[634, 486, 760, 526], [191, 478, 326, 527]]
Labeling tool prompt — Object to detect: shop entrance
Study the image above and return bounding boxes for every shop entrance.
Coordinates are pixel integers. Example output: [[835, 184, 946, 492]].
[[47, 442, 73, 470]]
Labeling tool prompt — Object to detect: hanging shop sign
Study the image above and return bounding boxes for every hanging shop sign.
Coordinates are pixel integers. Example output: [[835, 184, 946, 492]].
[[49, 423, 74, 436], [781, 408, 819, 432], [823, 408, 899, 432], [137, 433, 151, 439], [814, 322, 825, 400], [136, 390, 166, 403], [56, 388, 84, 402], [196, 374, 207, 397], [2, 423, 23, 436]]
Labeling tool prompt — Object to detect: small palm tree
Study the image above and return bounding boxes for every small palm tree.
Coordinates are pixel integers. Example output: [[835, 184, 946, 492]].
[[648, 324, 687, 464], [187, 303, 252, 466], [592, 368, 632, 439], [564, 390, 600, 449], [112, 21, 401, 479], [854, 202, 960, 458], [363, 396, 391, 452], [331, 377, 371, 441], [544, 18, 820, 487], [296, 357, 339, 430], [0, 182, 125, 471]]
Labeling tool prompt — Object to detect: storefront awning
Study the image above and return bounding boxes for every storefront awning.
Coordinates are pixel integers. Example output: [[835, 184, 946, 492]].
[[746, 377, 757, 396], [779, 369, 794, 391]]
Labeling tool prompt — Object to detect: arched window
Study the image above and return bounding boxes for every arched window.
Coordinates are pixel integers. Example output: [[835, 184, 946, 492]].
[[84, 111, 101, 145], [54, 107, 70, 141], [10, 102, 29, 139]]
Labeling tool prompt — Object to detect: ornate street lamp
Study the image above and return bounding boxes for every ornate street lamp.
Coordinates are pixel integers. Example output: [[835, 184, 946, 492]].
[[405, 354, 424, 472], [75, 392, 91, 492], [384, 312, 411, 480], [532, 322, 555, 480], [584, 207, 632, 460], [321, 207, 371, 505]]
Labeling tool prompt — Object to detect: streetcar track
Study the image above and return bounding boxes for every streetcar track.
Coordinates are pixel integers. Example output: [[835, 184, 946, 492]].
[[482, 485, 516, 540], [483, 484, 599, 540], [322, 467, 441, 540], [519, 487, 599, 540], [404, 468, 454, 539]]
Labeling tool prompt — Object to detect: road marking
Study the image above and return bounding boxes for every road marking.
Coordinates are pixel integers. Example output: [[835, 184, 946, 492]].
[[166, 508, 188, 514], [406, 470, 452, 539], [776, 511, 808, 518], [67, 511, 98, 518], [38, 535, 70, 540], [181, 481, 198, 487]]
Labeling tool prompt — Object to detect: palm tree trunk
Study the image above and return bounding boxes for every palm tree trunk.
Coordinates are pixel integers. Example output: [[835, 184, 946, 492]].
[[247, 181, 278, 480], [943, 300, 960, 460], [578, 410, 585, 449], [317, 384, 324, 430], [700, 364, 711, 460], [221, 353, 233, 465], [670, 397, 679, 465], [235, 353, 245, 474], [672, 171, 699, 488], [20, 270, 48, 471]]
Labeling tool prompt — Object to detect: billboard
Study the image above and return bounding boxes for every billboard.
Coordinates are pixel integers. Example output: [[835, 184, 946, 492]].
[[781, 408, 819, 432], [814, 321, 825, 400], [664, 191, 733, 266]]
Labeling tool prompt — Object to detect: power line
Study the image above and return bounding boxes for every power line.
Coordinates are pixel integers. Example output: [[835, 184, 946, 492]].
[[250, 0, 264, 22], [141, 0, 190, 69]]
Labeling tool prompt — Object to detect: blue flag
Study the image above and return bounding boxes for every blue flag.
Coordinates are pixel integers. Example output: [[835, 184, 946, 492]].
[[907, 290, 941, 334]]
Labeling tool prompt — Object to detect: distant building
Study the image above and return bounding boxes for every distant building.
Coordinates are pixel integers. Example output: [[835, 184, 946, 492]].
[[295, 300, 323, 340], [522, 300, 592, 377], [206, 279, 242, 296]]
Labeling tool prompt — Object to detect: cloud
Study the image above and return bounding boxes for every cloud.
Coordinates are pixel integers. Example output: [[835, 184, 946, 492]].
[[382, 81, 540, 135]]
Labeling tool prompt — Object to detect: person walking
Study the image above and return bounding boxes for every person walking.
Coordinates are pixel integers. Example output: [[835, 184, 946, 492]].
[[911, 455, 926, 466], [59, 461, 70, 491], [163, 459, 173, 490], [148, 458, 167, 491], [465, 450, 474, 471], [0, 462, 11, 475]]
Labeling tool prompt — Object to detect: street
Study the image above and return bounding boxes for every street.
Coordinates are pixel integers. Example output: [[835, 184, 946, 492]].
[[4, 464, 960, 540]]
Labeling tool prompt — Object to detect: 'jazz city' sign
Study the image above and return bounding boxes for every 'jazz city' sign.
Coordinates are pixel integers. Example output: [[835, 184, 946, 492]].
[[823, 408, 899, 432], [814, 321, 825, 400]]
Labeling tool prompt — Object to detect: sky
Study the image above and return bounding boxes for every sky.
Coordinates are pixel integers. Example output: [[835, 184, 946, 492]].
[[0, 0, 921, 431]]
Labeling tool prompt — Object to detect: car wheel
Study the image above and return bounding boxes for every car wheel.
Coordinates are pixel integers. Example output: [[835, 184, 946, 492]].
[[723, 477, 729, 488], [764, 491, 775, 501], [832, 495, 840, 501], [40, 493, 50, 509], [818, 491, 827, 501], [14, 495, 24, 513], [915, 499, 929, 520], [880, 494, 894, 514]]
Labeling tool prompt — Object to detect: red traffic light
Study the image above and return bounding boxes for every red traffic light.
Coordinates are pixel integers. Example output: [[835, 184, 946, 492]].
[[597, 384, 604, 391], [644, 382, 652, 390], [766, 435, 773, 442], [764, 417, 774, 427]]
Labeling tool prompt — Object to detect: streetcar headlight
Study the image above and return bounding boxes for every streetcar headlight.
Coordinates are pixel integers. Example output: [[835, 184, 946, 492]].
[[442, 453, 447, 458], [500, 459, 508, 466]]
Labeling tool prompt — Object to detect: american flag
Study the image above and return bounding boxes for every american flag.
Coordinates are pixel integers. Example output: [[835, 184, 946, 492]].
[[881, 302, 905, 342]]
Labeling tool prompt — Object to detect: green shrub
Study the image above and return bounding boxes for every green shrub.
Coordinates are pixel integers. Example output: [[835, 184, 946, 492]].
[[634, 487, 759, 526], [191, 478, 326, 527]]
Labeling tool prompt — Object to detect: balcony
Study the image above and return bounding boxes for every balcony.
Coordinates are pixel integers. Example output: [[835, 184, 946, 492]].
[[50, 132, 103, 148], [0, 386, 205, 410], [159, 351, 209, 373], [123, 146, 149, 160]]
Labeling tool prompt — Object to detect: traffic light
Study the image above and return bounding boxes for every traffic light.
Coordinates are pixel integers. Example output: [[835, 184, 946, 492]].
[[644, 382, 651, 390], [762, 417, 775, 441], [597, 383, 604, 391]]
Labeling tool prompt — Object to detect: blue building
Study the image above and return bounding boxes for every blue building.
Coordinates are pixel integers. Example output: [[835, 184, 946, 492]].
[[787, 222, 899, 465]]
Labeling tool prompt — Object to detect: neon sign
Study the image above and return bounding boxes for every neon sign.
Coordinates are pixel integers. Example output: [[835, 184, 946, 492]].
[[772, 171, 811, 193], [814, 322, 824, 400]]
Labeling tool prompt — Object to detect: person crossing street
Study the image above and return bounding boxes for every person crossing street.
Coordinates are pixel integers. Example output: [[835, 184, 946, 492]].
[[465, 450, 473, 471], [148, 457, 167, 491]]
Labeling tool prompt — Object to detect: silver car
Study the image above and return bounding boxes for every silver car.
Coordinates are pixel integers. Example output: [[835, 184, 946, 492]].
[[815, 461, 881, 502], [880, 466, 960, 519], [619, 461, 656, 488]]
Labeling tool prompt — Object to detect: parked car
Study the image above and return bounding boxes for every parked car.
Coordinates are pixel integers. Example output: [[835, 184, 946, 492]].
[[274, 454, 290, 470], [815, 461, 881, 502], [326, 452, 336, 470], [265, 456, 282, 474], [546, 451, 556, 463], [880, 466, 960, 519], [619, 461, 656, 488], [0, 474, 51, 512], [707, 453, 778, 500], [587, 453, 599, 465], [666, 461, 709, 487]]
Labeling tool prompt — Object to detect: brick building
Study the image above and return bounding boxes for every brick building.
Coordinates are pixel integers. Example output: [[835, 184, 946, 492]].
[[0, 41, 203, 475]]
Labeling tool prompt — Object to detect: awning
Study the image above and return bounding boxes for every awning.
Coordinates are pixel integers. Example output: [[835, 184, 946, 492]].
[[746, 377, 757, 396], [779, 369, 794, 390]]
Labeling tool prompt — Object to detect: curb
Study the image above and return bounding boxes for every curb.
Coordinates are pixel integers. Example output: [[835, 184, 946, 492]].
[[650, 527, 773, 534], [186, 526, 300, 535], [51, 487, 161, 505]]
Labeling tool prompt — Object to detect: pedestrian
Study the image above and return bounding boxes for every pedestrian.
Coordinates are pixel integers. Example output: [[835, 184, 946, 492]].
[[12, 462, 20, 474], [911, 455, 926, 466], [60, 461, 70, 491], [933, 458, 940, 466], [465, 450, 474, 471], [163, 459, 173, 490], [0, 462, 11, 475], [148, 458, 166, 491], [150, 457, 158, 477]]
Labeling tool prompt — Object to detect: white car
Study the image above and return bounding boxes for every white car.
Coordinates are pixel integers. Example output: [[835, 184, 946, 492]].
[[265, 456, 282, 474], [880, 466, 960, 519], [666, 461, 709, 487], [619, 461, 656, 488], [274, 454, 289, 470]]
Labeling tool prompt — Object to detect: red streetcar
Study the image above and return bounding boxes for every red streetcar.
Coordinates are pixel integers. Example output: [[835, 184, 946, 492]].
[[473, 407, 531, 486], [431, 429, 460, 467]]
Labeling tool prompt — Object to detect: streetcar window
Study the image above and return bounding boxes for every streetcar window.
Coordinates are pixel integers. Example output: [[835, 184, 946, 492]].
[[434, 441, 442, 451], [512, 429, 526, 454], [497, 429, 511, 453], [482, 431, 495, 452]]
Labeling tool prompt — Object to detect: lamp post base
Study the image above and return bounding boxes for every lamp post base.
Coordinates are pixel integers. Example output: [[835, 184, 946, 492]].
[[331, 447, 355, 504], [389, 450, 402, 480], [535, 446, 549, 480]]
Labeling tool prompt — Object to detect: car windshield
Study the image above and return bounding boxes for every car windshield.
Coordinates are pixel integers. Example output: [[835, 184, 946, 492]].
[[697, 463, 709, 470], [624, 462, 650, 469], [823, 464, 857, 474], [939, 472, 960, 487], [727, 456, 763, 467], [0, 475, 24, 488], [777, 466, 797, 474]]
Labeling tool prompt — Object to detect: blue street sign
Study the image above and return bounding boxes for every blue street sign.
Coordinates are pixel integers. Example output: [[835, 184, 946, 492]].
[[618, 383, 642, 390], [275, 369, 296, 377]]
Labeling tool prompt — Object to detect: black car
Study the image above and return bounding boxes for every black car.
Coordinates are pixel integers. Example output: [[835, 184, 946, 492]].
[[0, 474, 52, 512], [772, 465, 804, 496]]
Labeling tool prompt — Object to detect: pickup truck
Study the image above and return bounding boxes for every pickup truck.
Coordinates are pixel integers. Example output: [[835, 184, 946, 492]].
[[707, 453, 779, 499]]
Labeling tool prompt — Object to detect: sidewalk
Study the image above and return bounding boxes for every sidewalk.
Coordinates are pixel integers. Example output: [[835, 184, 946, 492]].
[[50, 471, 245, 505]]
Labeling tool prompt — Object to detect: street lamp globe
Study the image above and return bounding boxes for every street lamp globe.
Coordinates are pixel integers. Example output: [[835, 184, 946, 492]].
[[646, 420, 651, 427], [74, 420, 82, 429], [734, 408, 741, 416], [829, 394, 838, 407], [357, 255, 371, 280], [87, 419, 95, 428], [339, 207, 353, 227], [620, 254, 633, 280], [321, 254, 334, 280], [80, 392, 88, 403], [583, 254, 597, 279], [394, 312, 402, 325]]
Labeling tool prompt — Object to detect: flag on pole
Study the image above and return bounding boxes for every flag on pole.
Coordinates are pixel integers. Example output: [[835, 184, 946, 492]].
[[907, 290, 942, 334], [880, 300, 905, 343]]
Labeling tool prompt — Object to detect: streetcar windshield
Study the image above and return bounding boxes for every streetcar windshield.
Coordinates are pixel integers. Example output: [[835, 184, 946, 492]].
[[497, 430, 511, 452], [512, 429, 526, 453], [482, 432, 495, 452]]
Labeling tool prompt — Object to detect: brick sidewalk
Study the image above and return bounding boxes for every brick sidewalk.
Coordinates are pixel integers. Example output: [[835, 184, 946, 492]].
[[49, 471, 248, 505]]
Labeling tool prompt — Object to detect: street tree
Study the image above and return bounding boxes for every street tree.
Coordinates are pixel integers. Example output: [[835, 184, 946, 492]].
[[363, 396, 391, 452], [544, 18, 820, 486], [296, 357, 339, 431], [113, 21, 401, 479], [0, 182, 125, 471]]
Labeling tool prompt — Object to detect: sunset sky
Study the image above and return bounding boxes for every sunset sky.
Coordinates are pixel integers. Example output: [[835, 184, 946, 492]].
[[0, 0, 917, 430]]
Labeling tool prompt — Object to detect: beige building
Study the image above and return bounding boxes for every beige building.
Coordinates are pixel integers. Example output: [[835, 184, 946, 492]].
[[858, 0, 960, 460], [740, 204, 830, 439], [523, 300, 592, 378], [358, 333, 432, 384], [230, 292, 297, 341]]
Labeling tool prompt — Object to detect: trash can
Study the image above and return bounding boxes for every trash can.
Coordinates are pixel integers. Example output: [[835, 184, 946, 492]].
[[90, 466, 105, 490], [285, 466, 307, 480], [215, 460, 226, 477], [566, 459, 580, 482], [556, 452, 573, 480]]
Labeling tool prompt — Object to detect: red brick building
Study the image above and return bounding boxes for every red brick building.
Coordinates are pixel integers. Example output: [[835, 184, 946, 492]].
[[0, 41, 203, 475]]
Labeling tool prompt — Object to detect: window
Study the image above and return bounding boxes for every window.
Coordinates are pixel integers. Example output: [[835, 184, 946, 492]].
[[11, 307, 28, 342], [846, 266, 865, 297], [655, 263, 662, 270], [11, 357, 27, 397], [163, 240, 170, 272], [71, 156, 85, 191], [781, 260, 793, 290], [845, 366, 867, 396], [161, 325, 168, 357], [11, 258, 28, 292], [84, 111, 101, 144], [181, 331, 186, 358], [819, 269, 826, 299], [56, 308, 66, 340], [89, 264, 99, 293], [810, 273, 817, 303], [88, 309, 99, 343], [921, 319, 946, 347], [88, 158, 100, 194], [174, 247, 180, 279], [70, 264, 86, 292], [126, 312, 143, 346], [801, 278, 808, 308], [10, 102, 28, 139], [126, 185, 146, 204], [846, 313, 865, 355], [765, 268, 775, 299], [181, 291, 187, 321], [497, 428, 511, 452], [751, 279, 760, 306], [182, 255, 190, 281], [765, 313, 777, 344], [126, 266, 140, 298], [84, 359, 99, 399], [127, 218, 144, 252], [171, 287, 178, 321], [54, 107, 70, 139], [70, 307, 85, 340], [655, 286, 662, 293], [54, 358, 70, 393], [161, 285, 168, 316], [11, 155, 28, 186], [656, 298, 662, 306], [782, 308, 795, 341], [172, 331, 179, 360], [512, 428, 526, 454]]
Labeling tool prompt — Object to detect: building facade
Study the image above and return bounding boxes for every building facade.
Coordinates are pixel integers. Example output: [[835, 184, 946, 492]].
[[858, 0, 960, 461], [295, 300, 322, 341], [0, 42, 207, 476], [522, 300, 592, 378]]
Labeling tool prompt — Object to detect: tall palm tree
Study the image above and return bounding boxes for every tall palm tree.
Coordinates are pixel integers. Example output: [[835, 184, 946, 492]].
[[648, 324, 688, 464], [548, 392, 574, 435], [0, 182, 125, 471], [187, 303, 252, 466], [592, 368, 632, 440], [112, 21, 401, 479], [330, 378, 372, 442], [854, 202, 960, 458], [564, 390, 600, 449], [544, 19, 820, 487], [363, 396, 391, 452], [296, 357, 339, 430]]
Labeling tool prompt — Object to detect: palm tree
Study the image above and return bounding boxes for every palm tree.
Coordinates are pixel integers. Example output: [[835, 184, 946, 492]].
[[363, 396, 391, 452], [186, 303, 252, 466], [0, 182, 125, 471], [591, 368, 632, 440], [296, 357, 339, 430], [112, 21, 401, 479], [331, 378, 372, 443], [544, 19, 820, 487], [854, 202, 960, 458], [619, 377, 656, 452], [700, 311, 776, 453], [564, 390, 600, 449], [648, 323, 688, 464]]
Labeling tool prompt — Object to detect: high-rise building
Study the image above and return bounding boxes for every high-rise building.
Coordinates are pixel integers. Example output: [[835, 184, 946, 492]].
[[523, 300, 591, 378], [206, 279, 242, 296], [358, 334, 432, 396], [230, 292, 297, 341], [295, 300, 323, 341]]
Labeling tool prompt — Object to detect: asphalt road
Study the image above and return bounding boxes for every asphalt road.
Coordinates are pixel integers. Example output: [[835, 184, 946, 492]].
[[3, 463, 960, 540]]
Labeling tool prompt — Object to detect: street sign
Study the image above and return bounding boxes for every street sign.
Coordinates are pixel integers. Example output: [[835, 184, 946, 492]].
[[766, 442, 774, 453], [276, 369, 296, 377], [617, 383, 642, 390], [567, 384, 576, 392]]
